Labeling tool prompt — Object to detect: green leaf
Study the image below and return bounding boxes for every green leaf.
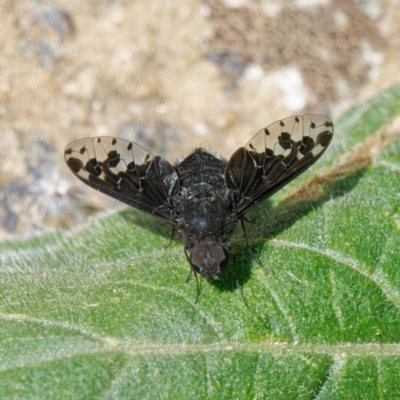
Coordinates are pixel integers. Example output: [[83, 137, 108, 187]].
[[1, 84, 400, 399]]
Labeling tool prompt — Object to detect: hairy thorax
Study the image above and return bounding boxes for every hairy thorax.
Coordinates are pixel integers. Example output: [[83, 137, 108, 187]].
[[173, 148, 237, 246], [175, 189, 237, 245]]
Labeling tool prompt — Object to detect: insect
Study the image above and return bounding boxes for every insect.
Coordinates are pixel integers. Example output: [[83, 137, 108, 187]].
[[65, 115, 333, 303]]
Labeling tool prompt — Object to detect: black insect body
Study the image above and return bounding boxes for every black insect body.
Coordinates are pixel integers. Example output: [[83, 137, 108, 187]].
[[174, 149, 237, 281], [65, 115, 333, 302]]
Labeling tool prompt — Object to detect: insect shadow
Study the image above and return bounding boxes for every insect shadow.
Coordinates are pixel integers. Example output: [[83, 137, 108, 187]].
[[254, 164, 368, 239]]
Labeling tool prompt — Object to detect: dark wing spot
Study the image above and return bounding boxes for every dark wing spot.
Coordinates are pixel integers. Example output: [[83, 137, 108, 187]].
[[317, 131, 332, 147], [278, 133, 292, 150], [249, 143, 256, 151], [127, 161, 136, 171], [108, 150, 118, 160], [97, 138, 101, 143], [295, 116, 300, 123], [109, 158, 120, 168], [67, 157, 84, 173], [281, 132, 291, 141], [280, 121, 285, 127], [65, 148, 73, 155], [265, 148, 274, 157], [85, 158, 102, 176], [279, 141, 292, 150], [299, 136, 315, 155], [107, 151, 120, 168], [324, 121, 333, 127], [79, 146, 86, 155], [264, 128, 270, 136], [310, 122, 316, 129], [112, 138, 117, 145], [127, 142, 133, 151]]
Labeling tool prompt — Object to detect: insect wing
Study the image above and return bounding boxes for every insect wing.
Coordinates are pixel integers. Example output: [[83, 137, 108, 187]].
[[64, 137, 180, 222], [225, 115, 333, 216]]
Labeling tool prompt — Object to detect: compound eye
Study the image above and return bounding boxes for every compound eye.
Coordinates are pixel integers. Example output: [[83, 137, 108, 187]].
[[210, 246, 228, 269], [190, 247, 206, 272]]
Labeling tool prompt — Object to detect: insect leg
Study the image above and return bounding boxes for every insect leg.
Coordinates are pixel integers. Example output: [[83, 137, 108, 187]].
[[193, 271, 200, 305], [185, 268, 193, 283], [165, 226, 176, 248], [184, 246, 200, 304]]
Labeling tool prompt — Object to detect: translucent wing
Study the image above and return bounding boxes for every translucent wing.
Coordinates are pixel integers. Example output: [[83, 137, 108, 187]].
[[64, 137, 180, 223], [225, 115, 333, 216]]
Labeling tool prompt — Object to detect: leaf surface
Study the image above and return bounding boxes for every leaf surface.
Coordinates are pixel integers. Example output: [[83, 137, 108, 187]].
[[1, 85, 400, 399]]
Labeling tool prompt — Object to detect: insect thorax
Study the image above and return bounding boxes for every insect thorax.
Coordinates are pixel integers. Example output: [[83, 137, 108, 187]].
[[175, 190, 236, 245], [174, 148, 237, 245]]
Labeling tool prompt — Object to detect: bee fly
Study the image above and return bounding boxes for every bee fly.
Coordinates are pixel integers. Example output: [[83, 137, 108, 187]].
[[65, 115, 333, 304]]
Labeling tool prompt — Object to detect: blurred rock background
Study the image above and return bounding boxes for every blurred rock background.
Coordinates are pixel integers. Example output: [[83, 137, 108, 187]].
[[0, 0, 399, 239]]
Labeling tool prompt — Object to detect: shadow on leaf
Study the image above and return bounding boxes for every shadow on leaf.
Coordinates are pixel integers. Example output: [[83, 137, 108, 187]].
[[215, 166, 368, 293]]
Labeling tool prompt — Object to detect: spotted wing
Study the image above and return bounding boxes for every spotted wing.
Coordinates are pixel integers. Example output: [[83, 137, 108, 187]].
[[64, 137, 180, 223], [225, 115, 333, 216]]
